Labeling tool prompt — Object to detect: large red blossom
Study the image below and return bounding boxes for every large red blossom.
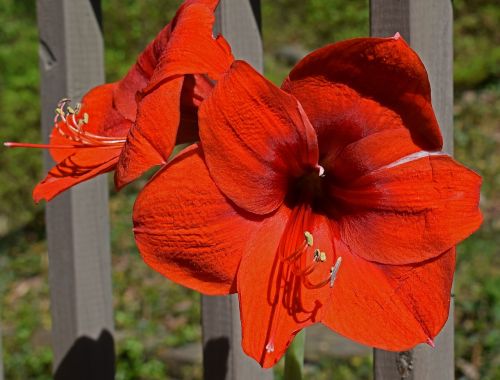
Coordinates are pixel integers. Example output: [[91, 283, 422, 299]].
[[6, 0, 232, 202], [133, 36, 482, 368]]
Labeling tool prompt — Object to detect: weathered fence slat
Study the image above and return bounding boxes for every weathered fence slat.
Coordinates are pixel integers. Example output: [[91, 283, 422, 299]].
[[201, 1, 272, 379], [370, 0, 454, 379], [37, 1, 115, 378]]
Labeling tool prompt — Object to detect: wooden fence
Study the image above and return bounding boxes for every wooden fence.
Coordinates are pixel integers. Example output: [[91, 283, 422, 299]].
[[2, 0, 454, 378]]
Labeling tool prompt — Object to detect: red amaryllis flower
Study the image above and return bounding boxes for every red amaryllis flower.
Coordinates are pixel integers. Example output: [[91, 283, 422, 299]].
[[132, 36, 482, 367], [5, 0, 232, 202]]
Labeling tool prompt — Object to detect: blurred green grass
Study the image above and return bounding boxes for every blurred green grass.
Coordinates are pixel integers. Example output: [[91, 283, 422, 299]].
[[0, 0, 498, 379]]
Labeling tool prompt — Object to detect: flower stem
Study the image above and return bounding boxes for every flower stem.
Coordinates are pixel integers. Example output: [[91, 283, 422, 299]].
[[284, 329, 305, 380]]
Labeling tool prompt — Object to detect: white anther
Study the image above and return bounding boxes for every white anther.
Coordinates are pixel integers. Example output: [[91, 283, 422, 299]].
[[329, 257, 342, 288]]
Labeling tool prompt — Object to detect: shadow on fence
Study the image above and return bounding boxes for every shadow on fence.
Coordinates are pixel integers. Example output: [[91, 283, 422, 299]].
[[54, 329, 115, 380]]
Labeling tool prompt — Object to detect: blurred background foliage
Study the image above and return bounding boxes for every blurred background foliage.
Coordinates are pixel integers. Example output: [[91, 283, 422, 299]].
[[0, 0, 498, 379]]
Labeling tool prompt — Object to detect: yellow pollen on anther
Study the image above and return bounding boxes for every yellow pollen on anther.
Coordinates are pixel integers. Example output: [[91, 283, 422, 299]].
[[313, 248, 327, 263], [304, 231, 313, 247]]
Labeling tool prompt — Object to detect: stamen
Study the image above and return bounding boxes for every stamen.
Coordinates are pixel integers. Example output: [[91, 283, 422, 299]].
[[329, 257, 342, 288], [281, 228, 341, 289], [52, 98, 126, 146], [313, 249, 327, 262], [294, 261, 317, 277], [284, 231, 313, 261], [301, 256, 342, 290], [304, 231, 313, 247], [302, 274, 330, 290], [283, 242, 306, 261]]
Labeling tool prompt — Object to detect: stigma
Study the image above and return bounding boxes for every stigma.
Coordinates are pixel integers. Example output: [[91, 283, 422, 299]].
[[315, 164, 325, 177], [329, 257, 342, 288], [265, 341, 275, 353]]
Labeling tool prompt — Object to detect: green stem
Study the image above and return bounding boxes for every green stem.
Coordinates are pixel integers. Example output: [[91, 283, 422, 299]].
[[284, 329, 306, 380]]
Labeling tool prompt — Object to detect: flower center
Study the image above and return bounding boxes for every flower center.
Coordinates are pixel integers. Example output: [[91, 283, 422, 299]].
[[287, 164, 329, 212]]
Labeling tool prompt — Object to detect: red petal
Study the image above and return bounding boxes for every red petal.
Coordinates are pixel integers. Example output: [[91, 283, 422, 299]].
[[146, 1, 233, 90], [283, 36, 442, 151], [33, 150, 120, 203], [327, 127, 421, 184], [332, 154, 482, 264], [237, 209, 335, 368], [115, 77, 184, 190], [113, 0, 222, 121], [113, 62, 153, 122], [133, 144, 263, 295], [322, 237, 455, 351], [199, 61, 319, 215], [286, 82, 423, 183]]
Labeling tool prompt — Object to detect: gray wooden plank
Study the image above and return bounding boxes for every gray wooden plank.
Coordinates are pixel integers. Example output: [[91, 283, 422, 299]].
[[37, 1, 115, 378], [202, 1, 272, 379], [370, 1, 454, 379], [305, 325, 371, 360], [215, 0, 263, 72]]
